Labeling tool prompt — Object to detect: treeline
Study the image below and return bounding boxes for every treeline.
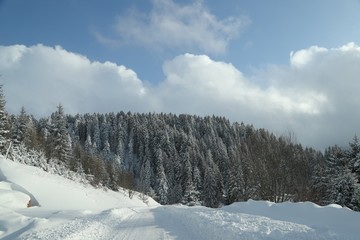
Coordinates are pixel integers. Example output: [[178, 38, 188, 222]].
[[1, 86, 359, 209]]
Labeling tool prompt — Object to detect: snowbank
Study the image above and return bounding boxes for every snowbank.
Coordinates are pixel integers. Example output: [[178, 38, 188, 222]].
[[0, 156, 158, 211], [0, 181, 31, 209], [222, 200, 360, 239]]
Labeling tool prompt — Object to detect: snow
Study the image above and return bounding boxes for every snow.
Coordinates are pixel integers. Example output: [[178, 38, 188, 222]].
[[1, 156, 360, 240]]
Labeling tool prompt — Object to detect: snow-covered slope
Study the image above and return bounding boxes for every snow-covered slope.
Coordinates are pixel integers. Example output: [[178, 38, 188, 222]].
[[1, 156, 360, 240], [0, 156, 157, 211]]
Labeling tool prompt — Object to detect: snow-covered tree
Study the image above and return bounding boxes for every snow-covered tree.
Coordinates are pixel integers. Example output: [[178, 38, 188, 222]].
[[48, 104, 72, 164], [0, 85, 9, 154], [349, 135, 360, 183], [139, 156, 152, 194], [320, 145, 360, 210], [11, 106, 29, 145], [181, 154, 197, 205], [202, 150, 223, 208], [154, 148, 168, 204]]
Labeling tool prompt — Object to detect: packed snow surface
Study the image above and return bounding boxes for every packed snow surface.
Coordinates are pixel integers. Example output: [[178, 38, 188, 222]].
[[1, 156, 360, 240]]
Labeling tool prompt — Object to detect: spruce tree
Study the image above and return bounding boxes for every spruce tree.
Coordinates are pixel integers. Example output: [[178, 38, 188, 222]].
[[49, 104, 72, 164], [322, 145, 360, 210], [154, 148, 169, 204], [349, 135, 360, 182], [0, 85, 9, 154]]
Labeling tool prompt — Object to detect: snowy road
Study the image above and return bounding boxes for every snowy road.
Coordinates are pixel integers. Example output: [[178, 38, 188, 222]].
[[15, 205, 339, 240], [111, 208, 175, 240], [18, 207, 178, 240], [16, 206, 205, 240]]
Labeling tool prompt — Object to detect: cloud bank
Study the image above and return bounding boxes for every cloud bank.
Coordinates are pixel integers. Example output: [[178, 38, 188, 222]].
[[0, 44, 148, 116], [96, 0, 248, 54], [1, 43, 360, 149]]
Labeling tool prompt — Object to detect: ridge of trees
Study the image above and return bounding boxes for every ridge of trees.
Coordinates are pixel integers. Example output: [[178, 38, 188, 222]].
[[0, 85, 359, 210]]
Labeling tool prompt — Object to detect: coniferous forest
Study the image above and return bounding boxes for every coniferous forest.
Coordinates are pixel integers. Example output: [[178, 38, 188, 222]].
[[1, 85, 359, 210]]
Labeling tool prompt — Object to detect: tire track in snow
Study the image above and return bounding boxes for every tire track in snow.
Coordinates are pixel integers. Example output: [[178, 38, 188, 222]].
[[18, 207, 175, 240], [112, 207, 173, 240], [18, 208, 135, 240]]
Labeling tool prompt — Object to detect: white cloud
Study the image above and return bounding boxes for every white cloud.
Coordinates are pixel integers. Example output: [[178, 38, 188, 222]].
[[0, 44, 148, 116], [267, 42, 360, 148], [290, 46, 328, 68], [2, 43, 360, 149], [159, 53, 327, 117], [97, 0, 248, 54]]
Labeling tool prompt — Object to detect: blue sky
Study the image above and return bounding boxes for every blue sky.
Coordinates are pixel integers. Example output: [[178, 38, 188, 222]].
[[2, 0, 359, 81], [1, 0, 360, 149]]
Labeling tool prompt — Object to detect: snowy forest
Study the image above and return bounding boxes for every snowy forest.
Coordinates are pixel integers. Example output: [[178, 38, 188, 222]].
[[0, 85, 359, 210]]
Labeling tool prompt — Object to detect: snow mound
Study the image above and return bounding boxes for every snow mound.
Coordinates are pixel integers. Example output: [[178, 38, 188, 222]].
[[222, 199, 360, 239], [0, 182, 30, 209], [160, 205, 323, 240]]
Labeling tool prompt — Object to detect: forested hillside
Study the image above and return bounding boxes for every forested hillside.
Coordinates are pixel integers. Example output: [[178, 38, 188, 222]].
[[2, 85, 359, 210]]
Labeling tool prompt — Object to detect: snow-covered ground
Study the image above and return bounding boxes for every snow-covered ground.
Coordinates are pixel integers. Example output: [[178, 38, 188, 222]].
[[1, 156, 360, 240]]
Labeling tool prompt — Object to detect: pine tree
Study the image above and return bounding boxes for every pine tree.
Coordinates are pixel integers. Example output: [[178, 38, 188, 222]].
[[182, 155, 197, 205], [347, 136, 360, 210], [202, 150, 222, 208], [24, 116, 41, 150], [154, 148, 168, 204], [349, 135, 360, 182], [0, 85, 9, 154], [227, 160, 244, 204], [71, 141, 85, 173], [49, 104, 72, 164], [322, 145, 360, 210], [139, 156, 152, 194], [11, 106, 29, 145], [101, 140, 112, 161]]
